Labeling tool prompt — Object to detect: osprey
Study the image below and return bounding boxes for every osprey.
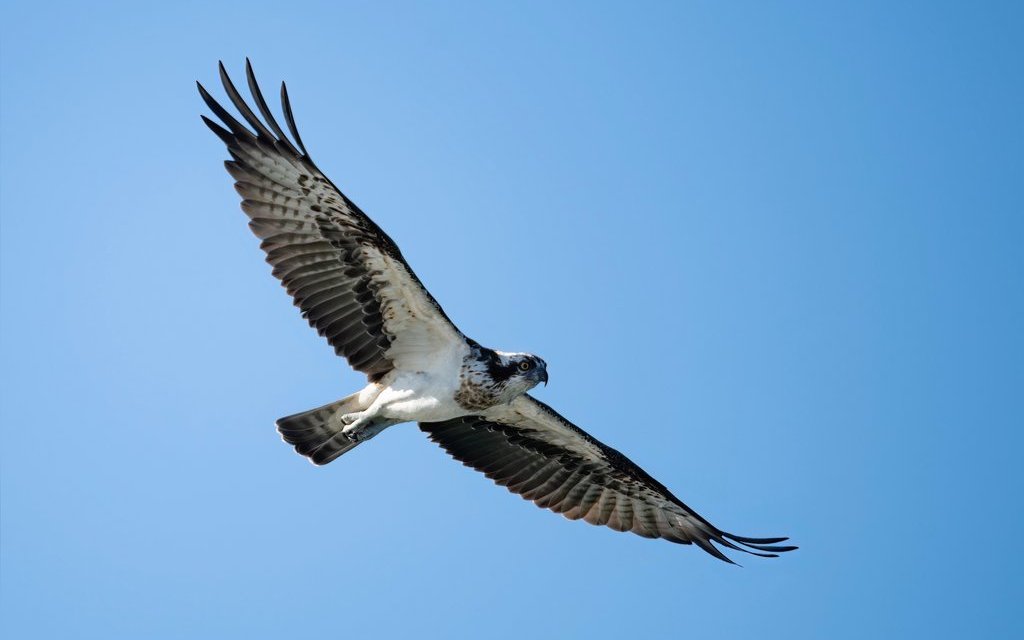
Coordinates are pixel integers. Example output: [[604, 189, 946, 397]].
[[199, 61, 796, 563]]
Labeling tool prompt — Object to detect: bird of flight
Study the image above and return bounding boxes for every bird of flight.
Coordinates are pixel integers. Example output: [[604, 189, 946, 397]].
[[199, 61, 796, 563]]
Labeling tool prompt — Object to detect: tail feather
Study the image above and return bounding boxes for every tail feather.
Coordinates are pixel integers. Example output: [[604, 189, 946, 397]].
[[276, 393, 365, 465]]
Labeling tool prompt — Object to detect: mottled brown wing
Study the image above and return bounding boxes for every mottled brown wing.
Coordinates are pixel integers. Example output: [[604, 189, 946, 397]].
[[199, 61, 466, 380], [420, 395, 796, 563]]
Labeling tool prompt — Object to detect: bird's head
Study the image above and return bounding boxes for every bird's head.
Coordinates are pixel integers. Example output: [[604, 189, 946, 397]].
[[492, 351, 548, 397], [515, 353, 549, 388]]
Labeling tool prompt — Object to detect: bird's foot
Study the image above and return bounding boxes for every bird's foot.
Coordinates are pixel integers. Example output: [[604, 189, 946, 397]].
[[341, 413, 369, 440], [346, 429, 366, 443], [341, 414, 396, 443]]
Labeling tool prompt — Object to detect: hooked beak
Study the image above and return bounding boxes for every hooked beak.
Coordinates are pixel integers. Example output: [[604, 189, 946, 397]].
[[538, 368, 548, 386]]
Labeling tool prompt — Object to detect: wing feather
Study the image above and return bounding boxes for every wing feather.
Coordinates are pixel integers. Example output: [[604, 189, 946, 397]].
[[420, 395, 796, 563], [200, 61, 467, 378], [244, 58, 302, 157]]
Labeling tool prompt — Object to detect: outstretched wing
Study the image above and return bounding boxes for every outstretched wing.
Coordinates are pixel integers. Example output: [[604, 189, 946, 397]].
[[420, 395, 796, 563], [199, 60, 467, 380]]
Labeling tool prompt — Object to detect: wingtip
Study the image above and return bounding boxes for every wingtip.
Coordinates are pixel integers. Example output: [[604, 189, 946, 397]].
[[196, 81, 219, 110], [279, 80, 311, 159], [241, 60, 303, 157], [720, 532, 798, 557], [726, 534, 791, 545], [200, 114, 235, 145]]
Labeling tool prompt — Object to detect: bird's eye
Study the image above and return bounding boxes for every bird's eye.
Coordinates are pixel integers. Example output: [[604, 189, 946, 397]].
[[518, 361, 532, 371]]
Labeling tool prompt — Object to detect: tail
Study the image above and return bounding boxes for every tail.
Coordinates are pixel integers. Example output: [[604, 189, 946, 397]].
[[276, 393, 365, 465]]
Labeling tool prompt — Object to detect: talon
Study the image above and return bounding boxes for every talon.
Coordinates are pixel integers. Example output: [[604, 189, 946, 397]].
[[341, 415, 367, 438]]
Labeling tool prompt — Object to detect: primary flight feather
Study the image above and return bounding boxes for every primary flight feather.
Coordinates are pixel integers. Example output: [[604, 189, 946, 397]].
[[199, 60, 796, 563]]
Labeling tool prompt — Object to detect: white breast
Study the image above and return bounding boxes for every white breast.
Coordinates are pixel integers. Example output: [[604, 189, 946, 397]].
[[371, 343, 472, 423]]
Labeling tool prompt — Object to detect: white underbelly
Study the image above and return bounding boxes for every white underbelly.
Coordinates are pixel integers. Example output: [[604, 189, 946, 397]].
[[372, 370, 469, 423]]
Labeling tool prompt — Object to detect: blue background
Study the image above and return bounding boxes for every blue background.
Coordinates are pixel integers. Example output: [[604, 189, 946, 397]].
[[2, 2, 1021, 637]]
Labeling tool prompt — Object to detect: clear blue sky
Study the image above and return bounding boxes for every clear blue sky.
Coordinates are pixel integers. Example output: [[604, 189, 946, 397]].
[[2, 2, 1021, 638]]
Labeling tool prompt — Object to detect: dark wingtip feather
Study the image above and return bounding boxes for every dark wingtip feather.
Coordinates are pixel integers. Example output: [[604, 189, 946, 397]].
[[244, 59, 301, 157], [695, 538, 738, 565], [721, 532, 798, 557], [280, 81, 311, 160], [744, 543, 798, 553], [198, 78, 255, 141], [201, 115, 236, 146], [725, 534, 791, 545], [219, 61, 277, 142]]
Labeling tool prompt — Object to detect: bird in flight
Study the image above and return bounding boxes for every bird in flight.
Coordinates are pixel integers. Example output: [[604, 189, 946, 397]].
[[198, 61, 796, 563]]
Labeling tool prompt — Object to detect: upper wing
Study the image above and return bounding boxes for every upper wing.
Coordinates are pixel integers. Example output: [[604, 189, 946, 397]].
[[420, 395, 796, 563], [199, 60, 466, 380]]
